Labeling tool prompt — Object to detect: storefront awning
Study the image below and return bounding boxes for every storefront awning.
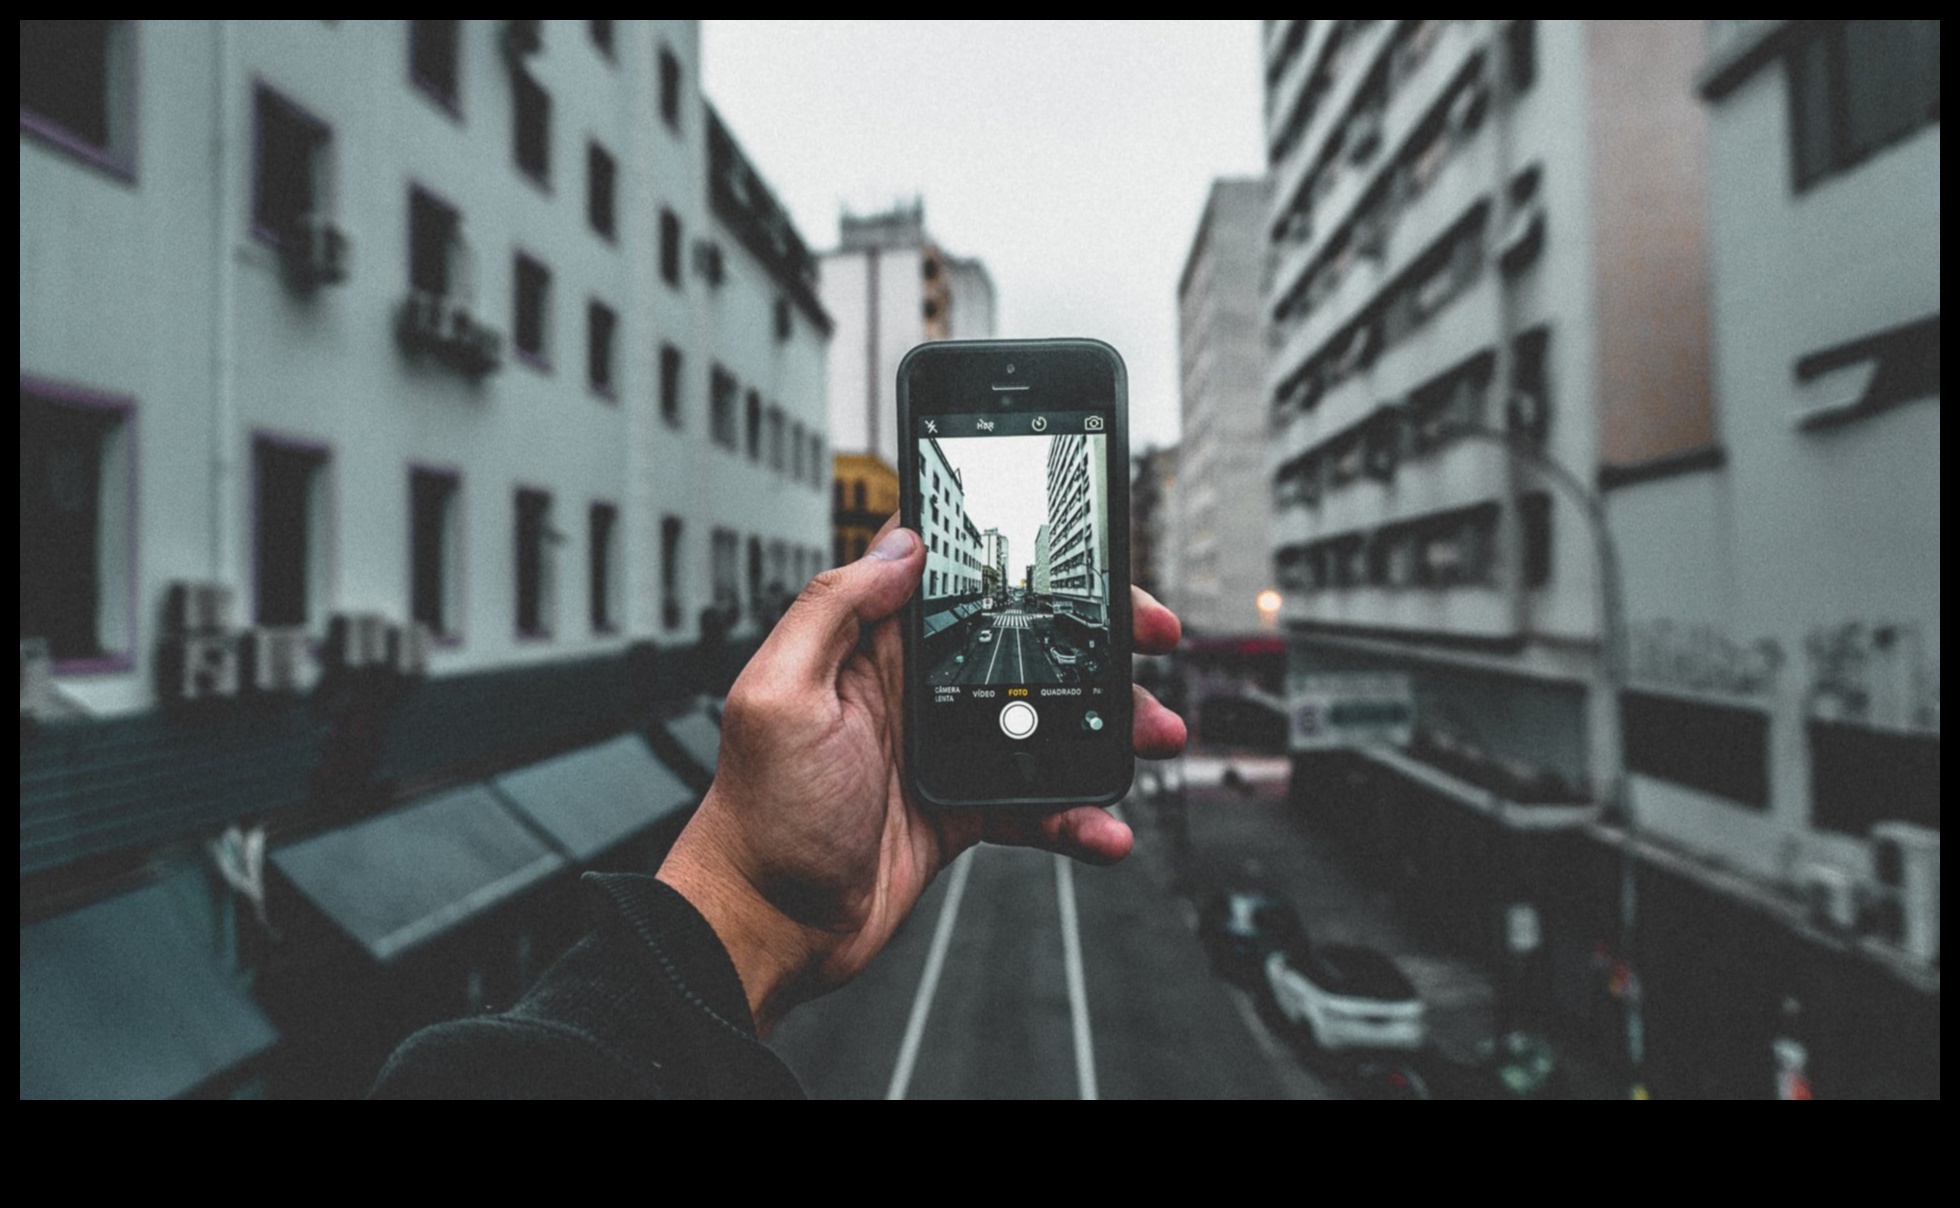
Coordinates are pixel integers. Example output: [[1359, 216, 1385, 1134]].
[[271, 785, 565, 963], [662, 711, 722, 780], [492, 735, 695, 862], [20, 871, 279, 1099]]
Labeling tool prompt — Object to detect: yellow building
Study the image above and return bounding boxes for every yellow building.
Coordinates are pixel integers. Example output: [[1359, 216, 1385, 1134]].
[[832, 452, 899, 565]]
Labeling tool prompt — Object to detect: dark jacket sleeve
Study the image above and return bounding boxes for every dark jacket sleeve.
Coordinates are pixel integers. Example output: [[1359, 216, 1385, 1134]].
[[370, 873, 805, 1099]]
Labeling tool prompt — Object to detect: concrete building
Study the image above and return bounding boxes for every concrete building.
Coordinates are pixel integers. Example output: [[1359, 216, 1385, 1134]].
[[981, 528, 1009, 598], [918, 438, 982, 600], [1266, 19, 1939, 1097], [1174, 177, 1273, 635], [819, 201, 996, 470], [1045, 433, 1110, 624], [20, 19, 828, 1097], [1033, 522, 1052, 595], [1130, 446, 1179, 604]]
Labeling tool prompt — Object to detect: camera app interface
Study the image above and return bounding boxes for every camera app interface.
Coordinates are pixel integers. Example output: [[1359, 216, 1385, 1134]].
[[916, 410, 1114, 744]]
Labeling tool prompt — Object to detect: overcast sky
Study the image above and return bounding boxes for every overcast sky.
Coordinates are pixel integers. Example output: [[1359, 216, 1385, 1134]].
[[701, 21, 1267, 451], [935, 432, 1108, 581]]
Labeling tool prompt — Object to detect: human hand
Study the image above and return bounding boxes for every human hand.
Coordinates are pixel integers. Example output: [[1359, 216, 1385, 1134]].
[[657, 520, 1185, 1036]]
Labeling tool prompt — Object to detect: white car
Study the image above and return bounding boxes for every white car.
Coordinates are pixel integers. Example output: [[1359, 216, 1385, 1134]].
[[1265, 939, 1426, 1053], [977, 629, 994, 644]]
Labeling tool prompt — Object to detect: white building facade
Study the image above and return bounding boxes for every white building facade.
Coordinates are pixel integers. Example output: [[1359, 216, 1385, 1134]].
[[918, 438, 981, 600], [20, 20, 831, 720], [819, 202, 996, 470], [1045, 433, 1109, 624]]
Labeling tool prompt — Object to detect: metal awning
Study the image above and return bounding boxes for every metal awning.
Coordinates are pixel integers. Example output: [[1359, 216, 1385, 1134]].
[[271, 785, 565, 963], [492, 734, 695, 862], [662, 710, 722, 780], [20, 871, 279, 1099], [923, 610, 960, 636]]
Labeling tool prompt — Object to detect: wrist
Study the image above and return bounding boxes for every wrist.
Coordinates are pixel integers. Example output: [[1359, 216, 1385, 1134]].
[[656, 791, 823, 1038]]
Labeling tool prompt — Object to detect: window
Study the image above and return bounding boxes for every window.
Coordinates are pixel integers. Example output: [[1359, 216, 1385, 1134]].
[[409, 20, 461, 114], [660, 516, 684, 631], [586, 141, 616, 240], [790, 421, 806, 481], [252, 87, 332, 245], [20, 21, 135, 175], [254, 438, 330, 628], [853, 481, 867, 511], [409, 186, 460, 295], [810, 434, 825, 486], [774, 297, 793, 342], [1810, 721, 1940, 835], [1623, 691, 1769, 810], [660, 344, 683, 427], [745, 391, 763, 460], [587, 299, 617, 397], [513, 70, 550, 185], [515, 488, 556, 637], [746, 537, 764, 622], [1506, 20, 1537, 94], [1790, 21, 1941, 189], [767, 407, 786, 472], [589, 20, 615, 59], [659, 46, 683, 131], [513, 253, 550, 367], [660, 209, 682, 288], [409, 468, 461, 639], [1520, 492, 1552, 588], [19, 382, 133, 665], [712, 528, 741, 614], [589, 502, 618, 632], [710, 365, 739, 449]]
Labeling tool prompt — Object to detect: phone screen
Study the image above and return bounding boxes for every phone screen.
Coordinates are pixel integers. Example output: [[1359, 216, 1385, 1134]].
[[913, 409, 1118, 751]]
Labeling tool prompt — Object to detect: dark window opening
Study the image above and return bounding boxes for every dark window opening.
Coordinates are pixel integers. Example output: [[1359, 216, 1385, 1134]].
[[659, 46, 683, 131], [774, 297, 792, 341], [1810, 721, 1940, 835], [1789, 21, 1941, 189], [589, 19, 615, 58], [409, 20, 461, 111], [745, 391, 763, 460], [746, 537, 764, 623], [514, 70, 551, 185], [22, 21, 134, 171], [1623, 691, 1770, 810], [253, 88, 330, 241], [1520, 491, 1552, 587], [853, 481, 867, 510], [410, 469, 458, 636], [660, 516, 683, 630], [710, 364, 739, 449], [767, 407, 786, 472], [791, 422, 806, 481], [254, 441, 325, 628], [409, 187, 459, 295], [1506, 20, 1537, 94], [660, 344, 683, 426], [587, 141, 616, 239], [515, 489, 553, 636], [589, 503, 617, 632], [588, 300, 617, 396], [513, 254, 550, 364], [20, 392, 119, 660], [660, 209, 682, 288]]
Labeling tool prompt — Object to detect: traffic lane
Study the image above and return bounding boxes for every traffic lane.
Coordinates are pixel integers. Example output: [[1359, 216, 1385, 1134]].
[[903, 845, 1080, 1099], [767, 862, 959, 1099]]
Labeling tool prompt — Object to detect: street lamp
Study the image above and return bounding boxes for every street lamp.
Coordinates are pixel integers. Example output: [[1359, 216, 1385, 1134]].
[[1382, 397, 1643, 1097]]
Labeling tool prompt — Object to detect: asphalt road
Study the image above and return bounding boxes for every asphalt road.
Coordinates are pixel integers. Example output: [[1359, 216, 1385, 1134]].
[[926, 608, 1069, 687]]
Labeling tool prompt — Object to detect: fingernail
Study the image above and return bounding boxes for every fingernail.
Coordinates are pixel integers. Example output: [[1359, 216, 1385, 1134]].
[[867, 528, 918, 561]]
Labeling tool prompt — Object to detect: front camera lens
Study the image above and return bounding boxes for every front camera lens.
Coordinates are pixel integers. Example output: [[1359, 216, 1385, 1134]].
[[1005, 363, 1016, 375]]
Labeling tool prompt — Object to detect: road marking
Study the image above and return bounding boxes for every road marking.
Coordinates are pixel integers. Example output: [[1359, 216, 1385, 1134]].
[[1013, 625, 1026, 682], [980, 622, 1007, 682], [885, 849, 973, 1100], [1054, 854, 1099, 1101]]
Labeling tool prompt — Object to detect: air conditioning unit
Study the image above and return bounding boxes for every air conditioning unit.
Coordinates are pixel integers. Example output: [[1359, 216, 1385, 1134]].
[[693, 240, 726, 287], [326, 612, 392, 671], [158, 634, 240, 703], [390, 621, 432, 678], [1870, 821, 1940, 965], [398, 291, 503, 377], [281, 214, 351, 288], [165, 581, 235, 635], [240, 626, 312, 693]]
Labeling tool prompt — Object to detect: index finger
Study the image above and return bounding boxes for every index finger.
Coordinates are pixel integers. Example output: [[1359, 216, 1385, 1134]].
[[1132, 585, 1181, 655]]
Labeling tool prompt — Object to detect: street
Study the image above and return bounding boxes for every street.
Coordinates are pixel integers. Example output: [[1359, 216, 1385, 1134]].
[[769, 754, 1531, 1099], [926, 606, 1082, 687]]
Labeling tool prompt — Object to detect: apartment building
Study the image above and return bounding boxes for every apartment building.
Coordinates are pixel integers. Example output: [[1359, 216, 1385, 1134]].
[[20, 20, 829, 1097], [1265, 19, 1938, 1096], [1174, 177, 1274, 636], [1045, 432, 1110, 624], [819, 200, 996, 472], [919, 437, 984, 601]]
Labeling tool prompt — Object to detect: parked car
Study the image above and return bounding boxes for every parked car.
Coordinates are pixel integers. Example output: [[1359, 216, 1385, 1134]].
[[1265, 936, 1426, 1054], [977, 629, 994, 644], [1198, 889, 1304, 987]]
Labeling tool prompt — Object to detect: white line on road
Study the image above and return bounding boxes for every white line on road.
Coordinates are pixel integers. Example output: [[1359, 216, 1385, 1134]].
[[885, 849, 974, 1100], [980, 622, 1007, 682], [1054, 854, 1099, 1101]]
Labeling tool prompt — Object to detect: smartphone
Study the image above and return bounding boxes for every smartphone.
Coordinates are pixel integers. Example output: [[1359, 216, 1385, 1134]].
[[897, 339, 1133, 809]]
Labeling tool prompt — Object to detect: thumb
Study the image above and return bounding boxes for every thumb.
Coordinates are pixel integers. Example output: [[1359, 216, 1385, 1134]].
[[747, 526, 923, 694]]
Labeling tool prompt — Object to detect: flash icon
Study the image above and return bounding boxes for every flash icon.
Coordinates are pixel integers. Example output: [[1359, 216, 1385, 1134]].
[[924, 419, 938, 434]]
